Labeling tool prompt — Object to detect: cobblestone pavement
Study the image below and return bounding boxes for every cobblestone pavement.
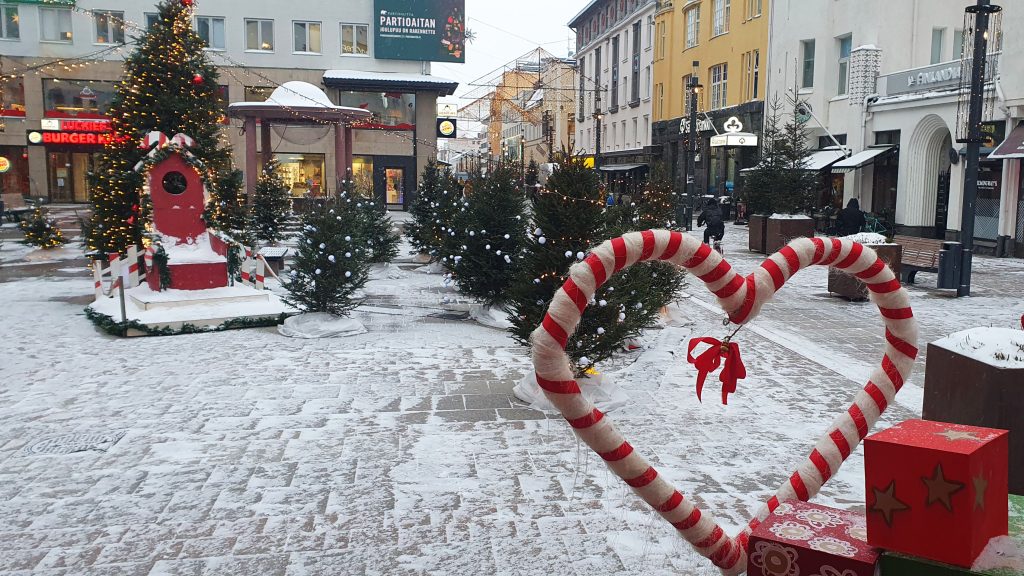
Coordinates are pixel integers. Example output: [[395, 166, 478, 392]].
[[1, 227, 1022, 575]]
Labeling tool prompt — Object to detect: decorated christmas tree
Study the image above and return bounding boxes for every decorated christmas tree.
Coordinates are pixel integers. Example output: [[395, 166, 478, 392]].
[[251, 159, 292, 245], [352, 192, 400, 264], [204, 168, 251, 242], [19, 207, 66, 249], [525, 159, 539, 188], [507, 156, 682, 375], [447, 163, 527, 306], [406, 160, 461, 261], [284, 198, 369, 316], [87, 0, 231, 254]]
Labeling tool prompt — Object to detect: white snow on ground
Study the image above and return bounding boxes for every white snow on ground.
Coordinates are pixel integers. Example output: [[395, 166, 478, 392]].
[[469, 303, 513, 330], [0, 227, 1023, 575], [932, 326, 1024, 368], [842, 232, 890, 244], [769, 214, 813, 220]]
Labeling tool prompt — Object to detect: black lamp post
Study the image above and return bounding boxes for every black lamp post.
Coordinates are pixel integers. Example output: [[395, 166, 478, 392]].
[[593, 111, 604, 172], [678, 67, 702, 231], [957, 0, 1000, 297]]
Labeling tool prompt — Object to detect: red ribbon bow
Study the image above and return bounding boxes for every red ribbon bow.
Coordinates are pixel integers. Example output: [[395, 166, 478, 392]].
[[686, 337, 747, 405]]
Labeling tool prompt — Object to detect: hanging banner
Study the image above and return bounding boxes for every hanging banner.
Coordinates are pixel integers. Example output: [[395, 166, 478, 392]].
[[374, 0, 466, 63]]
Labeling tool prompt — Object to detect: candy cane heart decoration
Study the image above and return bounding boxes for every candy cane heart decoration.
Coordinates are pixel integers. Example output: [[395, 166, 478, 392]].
[[530, 230, 918, 575]]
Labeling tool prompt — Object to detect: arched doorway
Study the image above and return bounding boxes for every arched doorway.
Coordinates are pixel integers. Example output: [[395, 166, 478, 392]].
[[902, 114, 952, 237]]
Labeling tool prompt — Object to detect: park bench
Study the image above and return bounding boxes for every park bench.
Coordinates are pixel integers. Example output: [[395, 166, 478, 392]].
[[893, 234, 945, 285], [1, 193, 33, 222]]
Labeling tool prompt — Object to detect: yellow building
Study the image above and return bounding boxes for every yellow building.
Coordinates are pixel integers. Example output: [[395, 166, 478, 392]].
[[652, 0, 769, 198]]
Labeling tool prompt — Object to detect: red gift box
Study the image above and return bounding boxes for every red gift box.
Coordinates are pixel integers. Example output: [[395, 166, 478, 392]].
[[865, 419, 1008, 567], [748, 500, 879, 576]]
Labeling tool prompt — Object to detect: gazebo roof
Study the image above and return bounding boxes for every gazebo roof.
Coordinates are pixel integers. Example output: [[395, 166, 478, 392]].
[[227, 81, 371, 124]]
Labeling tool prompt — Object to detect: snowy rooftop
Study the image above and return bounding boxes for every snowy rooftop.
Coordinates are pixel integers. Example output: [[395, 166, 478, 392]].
[[322, 70, 459, 96]]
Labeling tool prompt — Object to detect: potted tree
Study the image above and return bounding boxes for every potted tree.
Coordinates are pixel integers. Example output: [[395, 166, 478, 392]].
[[764, 98, 818, 254]]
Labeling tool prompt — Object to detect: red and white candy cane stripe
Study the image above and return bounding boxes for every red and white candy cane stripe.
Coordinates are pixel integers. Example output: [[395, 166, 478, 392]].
[[530, 230, 918, 575]]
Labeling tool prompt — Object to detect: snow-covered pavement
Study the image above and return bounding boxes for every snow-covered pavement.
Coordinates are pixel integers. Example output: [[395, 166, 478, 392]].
[[1, 228, 1022, 575]]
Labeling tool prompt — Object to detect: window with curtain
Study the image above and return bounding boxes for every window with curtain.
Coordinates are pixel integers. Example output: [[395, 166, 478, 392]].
[[1, 4, 20, 39], [293, 21, 321, 53], [40, 7, 73, 42], [196, 16, 225, 50], [710, 63, 728, 109], [341, 23, 369, 55], [713, 0, 730, 36], [685, 7, 700, 48], [245, 19, 274, 51], [93, 10, 125, 44]]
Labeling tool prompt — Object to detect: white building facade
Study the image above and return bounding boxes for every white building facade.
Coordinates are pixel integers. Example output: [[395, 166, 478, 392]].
[[569, 0, 657, 196], [0, 0, 457, 209], [766, 0, 1023, 256]]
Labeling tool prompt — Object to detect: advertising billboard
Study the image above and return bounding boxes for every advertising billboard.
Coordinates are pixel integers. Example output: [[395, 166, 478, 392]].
[[374, 0, 466, 63]]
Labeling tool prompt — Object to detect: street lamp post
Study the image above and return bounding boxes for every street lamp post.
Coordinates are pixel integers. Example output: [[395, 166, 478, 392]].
[[678, 68, 702, 231], [593, 111, 604, 172], [957, 0, 1000, 297]]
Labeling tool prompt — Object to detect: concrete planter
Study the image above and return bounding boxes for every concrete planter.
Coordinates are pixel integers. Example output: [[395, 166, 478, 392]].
[[923, 329, 1024, 495], [748, 214, 768, 253], [766, 216, 815, 254], [827, 244, 902, 300]]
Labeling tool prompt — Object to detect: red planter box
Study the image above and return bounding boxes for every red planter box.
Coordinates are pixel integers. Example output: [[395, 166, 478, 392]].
[[865, 419, 1009, 567], [748, 500, 879, 576]]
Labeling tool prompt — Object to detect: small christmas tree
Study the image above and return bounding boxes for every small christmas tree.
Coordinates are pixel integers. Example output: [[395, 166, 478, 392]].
[[777, 100, 820, 214], [508, 156, 682, 375], [406, 160, 461, 261], [204, 168, 251, 241], [741, 97, 786, 216], [19, 207, 66, 249], [284, 198, 369, 316], [252, 159, 292, 245], [88, 0, 232, 254], [525, 159, 539, 188], [353, 193, 400, 264], [447, 163, 527, 306]]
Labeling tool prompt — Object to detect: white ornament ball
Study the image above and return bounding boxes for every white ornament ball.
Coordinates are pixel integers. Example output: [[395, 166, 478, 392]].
[[576, 251, 585, 260], [504, 234, 510, 239], [346, 252, 352, 258], [486, 244, 491, 250], [564, 250, 573, 258], [470, 231, 475, 236], [315, 268, 322, 275], [345, 271, 352, 277], [534, 227, 543, 236], [345, 235, 351, 241], [618, 312, 626, 321], [599, 299, 607, 307], [597, 327, 605, 335], [538, 237, 547, 244], [319, 243, 326, 249], [496, 250, 502, 255], [328, 255, 336, 263], [504, 255, 511, 263], [580, 356, 591, 365]]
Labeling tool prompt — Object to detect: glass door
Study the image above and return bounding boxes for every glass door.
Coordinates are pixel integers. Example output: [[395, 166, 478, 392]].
[[385, 167, 404, 207], [48, 151, 73, 202]]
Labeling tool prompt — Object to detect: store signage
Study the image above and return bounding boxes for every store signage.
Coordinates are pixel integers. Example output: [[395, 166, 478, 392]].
[[723, 117, 743, 133], [26, 130, 112, 146], [884, 56, 995, 96], [436, 118, 457, 138], [0, 156, 11, 173], [374, 0, 466, 63], [679, 117, 715, 134], [711, 133, 758, 147], [41, 118, 111, 132], [437, 102, 458, 117]]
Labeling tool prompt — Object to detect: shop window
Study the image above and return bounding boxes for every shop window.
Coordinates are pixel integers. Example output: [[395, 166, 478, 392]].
[[245, 18, 274, 51], [43, 79, 116, 119], [0, 146, 29, 197], [197, 16, 225, 50], [293, 20, 321, 54], [272, 153, 325, 197], [40, 7, 73, 42], [351, 156, 373, 197], [93, 10, 124, 45], [1, 4, 19, 40], [337, 91, 415, 129], [1, 76, 25, 117], [385, 167, 405, 205], [341, 23, 368, 55]]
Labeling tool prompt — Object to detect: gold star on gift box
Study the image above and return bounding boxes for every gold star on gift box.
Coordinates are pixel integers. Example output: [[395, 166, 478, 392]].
[[921, 463, 965, 512]]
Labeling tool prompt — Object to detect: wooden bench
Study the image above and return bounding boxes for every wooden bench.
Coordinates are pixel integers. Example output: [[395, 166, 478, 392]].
[[1, 193, 33, 222], [893, 234, 945, 284]]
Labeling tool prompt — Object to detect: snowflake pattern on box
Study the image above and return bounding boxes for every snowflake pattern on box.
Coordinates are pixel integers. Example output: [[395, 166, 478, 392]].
[[845, 524, 868, 542], [808, 536, 859, 558], [796, 508, 844, 530], [749, 541, 801, 576], [769, 520, 816, 541]]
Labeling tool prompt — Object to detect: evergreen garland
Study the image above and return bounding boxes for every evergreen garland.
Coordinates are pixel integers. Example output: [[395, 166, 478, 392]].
[[87, 0, 231, 254], [151, 243, 173, 291], [252, 158, 292, 245], [446, 163, 528, 306], [284, 197, 370, 316], [19, 207, 67, 249], [85, 307, 286, 337]]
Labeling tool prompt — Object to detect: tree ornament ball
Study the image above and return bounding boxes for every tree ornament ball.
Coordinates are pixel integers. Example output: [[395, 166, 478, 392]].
[[182, 0, 194, 5], [192, 73, 204, 85]]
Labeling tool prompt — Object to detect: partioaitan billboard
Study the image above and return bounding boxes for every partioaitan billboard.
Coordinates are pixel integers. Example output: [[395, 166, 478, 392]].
[[374, 0, 466, 63]]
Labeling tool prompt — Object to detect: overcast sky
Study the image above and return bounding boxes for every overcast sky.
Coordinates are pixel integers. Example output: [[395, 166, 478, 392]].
[[433, 0, 583, 104]]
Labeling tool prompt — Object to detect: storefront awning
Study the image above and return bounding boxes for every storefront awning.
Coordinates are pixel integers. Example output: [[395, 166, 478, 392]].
[[988, 123, 1024, 159], [710, 132, 758, 147], [738, 148, 846, 174], [830, 145, 896, 173], [599, 163, 647, 171]]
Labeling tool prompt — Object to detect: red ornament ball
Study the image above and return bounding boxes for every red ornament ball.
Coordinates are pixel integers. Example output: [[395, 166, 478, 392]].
[[192, 73, 204, 85], [182, 0, 194, 6]]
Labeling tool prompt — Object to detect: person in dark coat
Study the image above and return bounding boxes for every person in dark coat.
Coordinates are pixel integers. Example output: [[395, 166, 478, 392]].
[[836, 198, 867, 236], [697, 197, 725, 245]]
